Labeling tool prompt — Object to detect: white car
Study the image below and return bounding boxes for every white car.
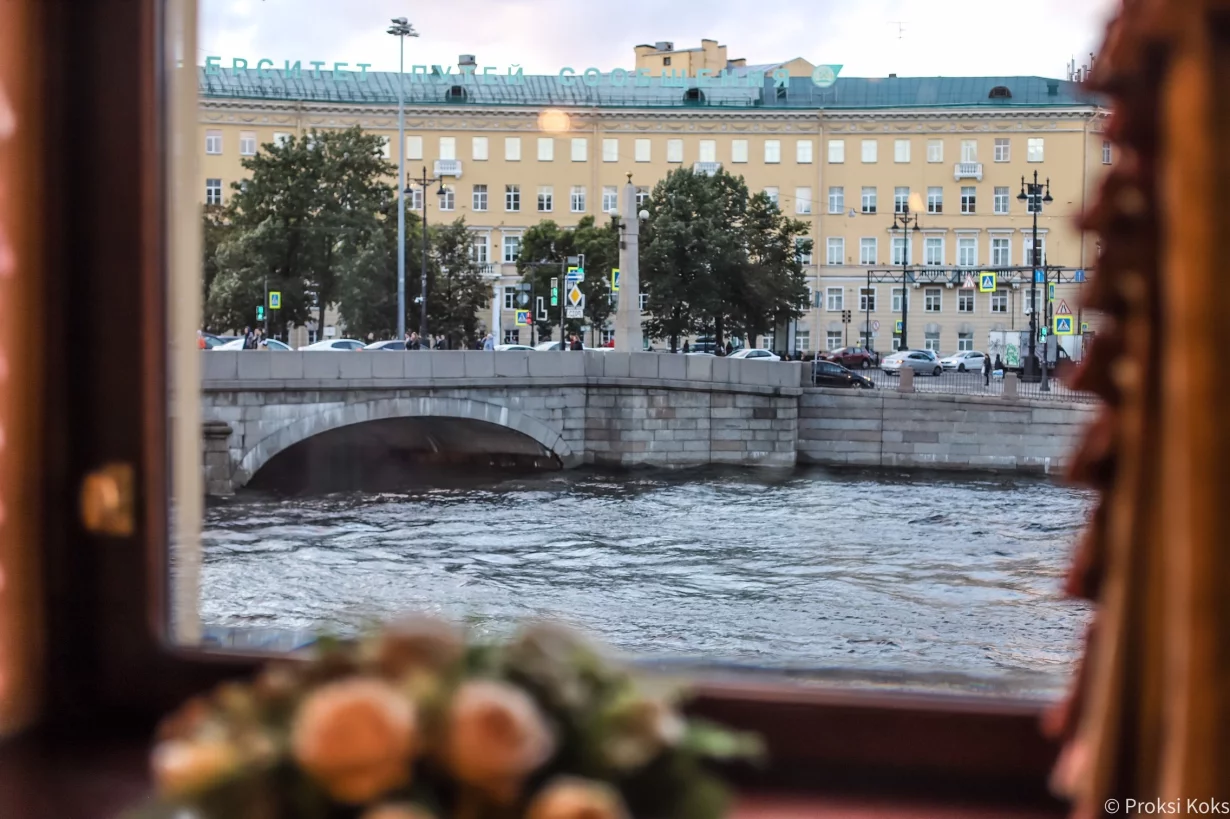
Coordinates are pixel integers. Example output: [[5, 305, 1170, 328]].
[[881, 350, 944, 376], [728, 348, 781, 361], [214, 337, 292, 351], [299, 339, 364, 351], [940, 350, 988, 372], [494, 344, 535, 351], [534, 341, 595, 351]]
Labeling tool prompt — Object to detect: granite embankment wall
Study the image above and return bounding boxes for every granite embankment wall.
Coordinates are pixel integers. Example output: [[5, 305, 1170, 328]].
[[797, 388, 1096, 475]]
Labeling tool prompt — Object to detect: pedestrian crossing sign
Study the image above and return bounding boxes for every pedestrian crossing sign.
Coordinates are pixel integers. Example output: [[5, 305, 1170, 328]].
[[1048, 282, 1055, 300], [1053, 315, 1074, 335], [611, 268, 620, 292], [515, 310, 530, 326], [269, 291, 281, 309], [894, 320, 903, 333], [978, 272, 996, 293]]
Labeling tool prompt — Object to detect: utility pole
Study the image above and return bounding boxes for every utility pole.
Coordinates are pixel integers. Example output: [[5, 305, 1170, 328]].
[[1018, 171, 1053, 383], [407, 165, 442, 340], [892, 196, 920, 350], [387, 17, 418, 340]]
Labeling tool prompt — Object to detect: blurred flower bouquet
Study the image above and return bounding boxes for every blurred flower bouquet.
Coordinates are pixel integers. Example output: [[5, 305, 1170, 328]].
[[127, 619, 762, 819]]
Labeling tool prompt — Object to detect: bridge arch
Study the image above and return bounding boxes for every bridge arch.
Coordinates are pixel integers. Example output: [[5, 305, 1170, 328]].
[[232, 395, 579, 487]]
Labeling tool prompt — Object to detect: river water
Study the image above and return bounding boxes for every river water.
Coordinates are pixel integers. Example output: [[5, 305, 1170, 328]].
[[201, 466, 1092, 699]]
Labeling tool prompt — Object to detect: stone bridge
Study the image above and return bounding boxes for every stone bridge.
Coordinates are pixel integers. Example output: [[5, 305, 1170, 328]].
[[200, 351, 805, 495]]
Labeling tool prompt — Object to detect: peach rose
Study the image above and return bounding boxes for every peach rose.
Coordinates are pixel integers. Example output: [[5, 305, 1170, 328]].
[[526, 777, 630, 819], [361, 803, 437, 819], [444, 680, 555, 804], [602, 698, 685, 770], [151, 738, 241, 798], [375, 617, 464, 680], [291, 678, 418, 804]]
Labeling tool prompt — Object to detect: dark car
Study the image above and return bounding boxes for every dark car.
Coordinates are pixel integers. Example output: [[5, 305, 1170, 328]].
[[812, 360, 875, 389], [820, 346, 878, 369]]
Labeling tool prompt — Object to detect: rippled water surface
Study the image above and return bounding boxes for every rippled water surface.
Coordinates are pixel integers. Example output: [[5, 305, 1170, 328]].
[[202, 466, 1092, 698]]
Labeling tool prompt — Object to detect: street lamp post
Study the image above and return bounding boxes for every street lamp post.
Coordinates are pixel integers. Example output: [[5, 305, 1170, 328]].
[[387, 17, 418, 340], [891, 198, 921, 350], [406, 166, 445, 340], [1017, 171, 1053, 385]]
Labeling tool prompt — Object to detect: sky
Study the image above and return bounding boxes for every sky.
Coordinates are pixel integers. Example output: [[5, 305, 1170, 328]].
[[200, 0, 1119, 80]]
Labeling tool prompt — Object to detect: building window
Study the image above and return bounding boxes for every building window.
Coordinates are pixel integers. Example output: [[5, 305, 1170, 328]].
[[472, 184, 488, 212], [439, 136, 457, 160], [828, 140, 845, 163], [272, 131, 291, 147], [503, 329, 520, 344], [1025, 288, 1040, 315], [957, 237, 977, 266], [927, 140, 943, 163], [205, 129, 223, 154], [892, 286, 908, 312], [570, 138, 587, 162], [1027, 137, 1045, 162], [991, 237, 1011, 266], [894, 187, 909, 214], [639, 293, 649, 311], [828, 186, 844, 214], [407, 187, 423, 211], [603, 138, 618, 162], [732, 139, 749, 163], [927, 187, 943, 214], [925, 330, 941, 352], [826, 237, 845, 265], [764, 187, 779, 206], [502, 234, 521, 263], [994, 138, 1010, 162], [993, 186, 1009, 214], [537, 186, 553, 212], [698, 140, 716, 162], [1024, 236, 1047, 266], [861, 139, 877, 163], [859, 287, 876, 311], [795, 237, 812, 264], [892, 237, 910, 265], [961, 186, 977, 214], [472, 136, 489, 160], [635, 186, 649, 208], [764, 140, 781, 163], [635, 139, 651, 162], [924, 237, 944, 266], [439, 185, 455, 211], [924, 288, 942, 312], [961, 139, 978, 163], [894, 139, 911, 163], [470, 236, 489, 265], [505, 184, 520, 212], [861, 186, 877, 214], [892, 336, 902, 352], [602, 186, 618, 214], [796, 330, 811, 352], [239, 131, 257, 156], [826, 287, 844, 311], [570, 186, 586, 213], [958, 332, 973, 351], [796, 140, 813, 163], [795, 187, 812, 215], [502, 287, 515, 310], [205, 178, 222, 205], [599, 328, 616, 346], [860, 237, 877, 265], [666, 139, 683, 163], [959, 289, 975, 312], [1103, 140, 1112, 164], [537, 137, 554, 161], [505, 137, 521, 161], [378, 135, 392, 158], [991, 289, 1008, 313]]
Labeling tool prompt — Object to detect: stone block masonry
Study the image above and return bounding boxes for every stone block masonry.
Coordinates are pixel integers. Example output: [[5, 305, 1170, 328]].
[[797, 388, 1095, 475]]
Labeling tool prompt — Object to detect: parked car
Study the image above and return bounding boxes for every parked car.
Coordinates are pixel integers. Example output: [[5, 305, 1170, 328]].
[[812, 360, 875, 389], [819, 346, 878, 369], [299, 339, 364, 351], [728, 348, 781, 361], [940, 350, 988, 372], [494, 344, 535, 351], [201, 332, 236, 349], [881, 350, 944, 376], [533, 341, 595, 351], [363, 340, 406, 351], [214, 337, 291, 351]]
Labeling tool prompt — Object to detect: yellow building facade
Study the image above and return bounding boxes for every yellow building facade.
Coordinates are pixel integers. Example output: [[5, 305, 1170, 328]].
[[198, 45, 1108, 353]]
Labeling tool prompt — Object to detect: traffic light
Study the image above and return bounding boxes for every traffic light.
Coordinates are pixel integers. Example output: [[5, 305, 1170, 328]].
[[550, 277, 559, 307], [841, 309, 851, 323], [256, 305, 265, 321]]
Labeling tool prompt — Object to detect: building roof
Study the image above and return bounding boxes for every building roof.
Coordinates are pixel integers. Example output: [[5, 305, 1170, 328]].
[[198, 67, 1102, 111]]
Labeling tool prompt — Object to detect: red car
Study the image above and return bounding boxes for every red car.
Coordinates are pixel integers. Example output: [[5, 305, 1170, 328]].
[[819, 346, 878, 369]]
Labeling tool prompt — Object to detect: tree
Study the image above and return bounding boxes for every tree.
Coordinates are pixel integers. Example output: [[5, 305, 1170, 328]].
[[201, 204, 231, 330], [428, 218, 490, 348], [207, 126, 393, 336], [738, 193, 811, 348], [516, 217, 618, 343], [333, 201, 423, 340]]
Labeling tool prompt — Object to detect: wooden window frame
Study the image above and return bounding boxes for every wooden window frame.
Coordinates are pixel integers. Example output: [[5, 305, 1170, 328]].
[[0, 1, 1068, 816]]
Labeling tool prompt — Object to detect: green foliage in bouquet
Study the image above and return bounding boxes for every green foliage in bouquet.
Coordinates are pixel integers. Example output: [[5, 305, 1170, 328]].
[[125, 619, 763, 819]]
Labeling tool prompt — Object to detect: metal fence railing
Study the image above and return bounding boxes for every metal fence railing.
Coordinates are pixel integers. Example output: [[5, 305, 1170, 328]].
[[845, 367, 1097, 404]]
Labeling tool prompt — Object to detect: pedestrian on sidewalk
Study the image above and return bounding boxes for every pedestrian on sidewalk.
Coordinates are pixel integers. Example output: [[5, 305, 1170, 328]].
[[983, 353, 993, 386]]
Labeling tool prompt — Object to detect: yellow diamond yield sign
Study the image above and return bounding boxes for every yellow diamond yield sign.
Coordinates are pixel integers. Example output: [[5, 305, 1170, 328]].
[[568, 284, 583, 306]]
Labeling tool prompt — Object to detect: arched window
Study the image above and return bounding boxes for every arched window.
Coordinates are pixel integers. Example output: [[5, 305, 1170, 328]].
[[988, 85, 1012, 99]]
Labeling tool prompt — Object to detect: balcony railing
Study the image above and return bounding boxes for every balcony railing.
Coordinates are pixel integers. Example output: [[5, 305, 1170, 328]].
[[475, 263, 496, 278], [692, 161, 722, 175], [435, 159, 463, 178], [953, 162, 983, 181]]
